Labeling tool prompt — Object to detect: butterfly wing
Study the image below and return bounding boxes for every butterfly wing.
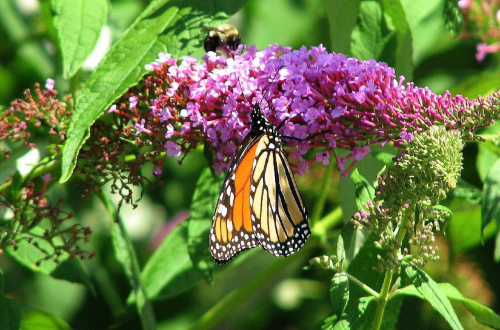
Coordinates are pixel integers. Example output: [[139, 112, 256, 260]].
[[250, 135, 310, 257], [210, 133, 262, 264]]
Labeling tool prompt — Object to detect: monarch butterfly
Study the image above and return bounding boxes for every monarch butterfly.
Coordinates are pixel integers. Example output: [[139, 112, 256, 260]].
[[209, 96, 310, 264]]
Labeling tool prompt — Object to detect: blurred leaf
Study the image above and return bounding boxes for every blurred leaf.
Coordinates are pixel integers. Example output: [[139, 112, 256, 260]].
[[99, 192, 156, 330], [50, 259, 93, 291], [6, 230, 66, 274], [404, 264, 463, 330], [350, 168, 375, 210], [345, 234, 381, 314], [373, 151, 395, 166], [447, 198, 485, 254], [481, 159, 500, 234], [5, 228, 92, 287], [380, 0, 413, 79], [20, 309, 70, 330], [61, 0, 249, 182], [7, 170, 23, 202], [138, 222, 203, 300], [52, 0, 109, 78], [324, 0, 361, 55], [433, 205, 452, 218], [188, 168, 222, 283], [452, 180, 482, 204], [442, 0, 463, 38], [0, 269, 20, 330], [330, 272, 349, 318], [351, 1, 396, 62], [476, 122, 500, 182], [450, 70, 500, 97], [396, 282, 500, 329], [317, 314, 350, 329], [349, 296, 375, 328]]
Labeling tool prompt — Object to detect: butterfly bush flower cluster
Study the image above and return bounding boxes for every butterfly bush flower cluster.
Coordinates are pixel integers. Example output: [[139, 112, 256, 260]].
[[352, 126, 463, 272], [459, 0, 500, 61], [110, 44, 500, 178], [0, 81, 94, 265]]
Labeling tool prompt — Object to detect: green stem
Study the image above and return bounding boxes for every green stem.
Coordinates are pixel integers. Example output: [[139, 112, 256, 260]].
[[0, 158, 60, 193], [372, 205, 414, 330], [310, 159, 335, 226], [344, 272, 379, 298], [372, 270, 394, 330], [312, 206, 342, 243]]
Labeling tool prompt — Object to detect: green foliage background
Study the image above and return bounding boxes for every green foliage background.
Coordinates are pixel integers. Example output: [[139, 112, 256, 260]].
[[0, 0, 499, 329]]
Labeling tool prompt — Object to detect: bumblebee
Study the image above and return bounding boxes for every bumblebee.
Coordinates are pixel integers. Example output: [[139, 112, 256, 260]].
[[202, 24, 241, 52]]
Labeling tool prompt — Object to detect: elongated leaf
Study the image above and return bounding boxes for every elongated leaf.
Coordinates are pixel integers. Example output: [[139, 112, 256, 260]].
[[188, 168, 222, 283], [324, 0, 361, 54], [52, 0, 108, 78], [138, 222, 203, 300], [330, 272, 349, 318], [404, 264, 463, 330], [481, 159, 500, 234], [19, 309, 70, 330], [351, 168, 375, 209], [317, 314, 350, 330], [99, 193, 155, 330], [351, 1, 396, 62], [396, 282, 500, 329], [380, 0, 413, 79], [61, 0, 249, 182]]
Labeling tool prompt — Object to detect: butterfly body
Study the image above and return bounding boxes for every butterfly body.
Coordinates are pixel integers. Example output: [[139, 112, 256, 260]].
[[210, 104, 310, 264]]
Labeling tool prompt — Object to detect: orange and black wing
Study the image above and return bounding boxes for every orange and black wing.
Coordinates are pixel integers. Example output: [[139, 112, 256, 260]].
[[249, 135, 310, 257], [210, 132, 310, 263], [210, 133, 262, 263]]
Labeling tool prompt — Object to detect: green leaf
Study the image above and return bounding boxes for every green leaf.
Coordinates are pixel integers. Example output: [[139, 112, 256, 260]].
[[60, 0, 249, 182], [138, 222, 203, 301], [380, 0, 413, 79], [49, 259, 93, 291], [324, 0, 361, 54], [447, 199, 482, 253], [52, 0, 109, 78], [345, 234, 382, 313], [19, 309, 70, 330], [0, 269, 21, 330], [442, 0, 463, 37], [6, 230, 65, 274], [188, 168, 222, 283], [404, 264, 463, 330], [396, 283, 500, 329], [432, 205, 452, 218], [452, 180, 482, 204], [99, 193, 156, 329], [5, 228, 91, 288], [330, 272, 349, 318], [351, 1, 396, 62], [481, 159, 500, 234], [350, 168, 375, 210], [316, 314, 350, 330], [336, 235, 346, 264], [7, 171, 23, 202]]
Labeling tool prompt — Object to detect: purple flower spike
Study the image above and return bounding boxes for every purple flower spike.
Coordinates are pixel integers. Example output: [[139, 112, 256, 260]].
[[125, 45, 500, 175]]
